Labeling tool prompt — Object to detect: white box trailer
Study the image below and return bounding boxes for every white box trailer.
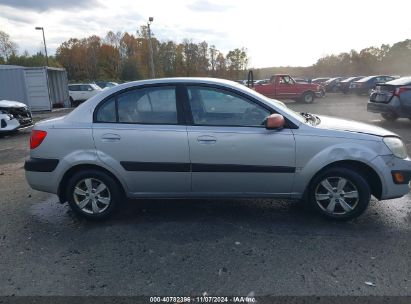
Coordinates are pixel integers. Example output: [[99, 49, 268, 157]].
[[0, 65, 69, 111]]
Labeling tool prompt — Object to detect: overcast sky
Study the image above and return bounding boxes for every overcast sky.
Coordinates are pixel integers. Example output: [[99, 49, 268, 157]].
[[1, 0, 411, 68]]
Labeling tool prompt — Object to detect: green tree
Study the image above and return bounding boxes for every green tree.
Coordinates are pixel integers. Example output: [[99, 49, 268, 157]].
[[226, 48, 248, 79]]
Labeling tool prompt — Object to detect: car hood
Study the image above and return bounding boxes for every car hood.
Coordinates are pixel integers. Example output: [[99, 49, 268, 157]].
[[0, 100, 27, 108], [316, 115, 397, 137]]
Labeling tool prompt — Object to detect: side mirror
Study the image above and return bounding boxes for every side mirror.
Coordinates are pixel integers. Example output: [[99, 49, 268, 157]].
[[264, 114, 285, 130]]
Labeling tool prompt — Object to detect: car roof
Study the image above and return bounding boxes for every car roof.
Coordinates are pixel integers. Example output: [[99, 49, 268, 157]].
[[356, 75, 390, 82], [63, 77, 303, 127], [69, 83, 94, 85], [385, 76, 411, 85]]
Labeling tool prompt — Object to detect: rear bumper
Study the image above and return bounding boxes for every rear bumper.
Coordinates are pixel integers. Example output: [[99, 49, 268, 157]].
[[25, 158, 60, 194], [351, 87, 370, 95], [24, 158, 59, 172], [367, 102, 392, 114], [367, 96, 402, 116]]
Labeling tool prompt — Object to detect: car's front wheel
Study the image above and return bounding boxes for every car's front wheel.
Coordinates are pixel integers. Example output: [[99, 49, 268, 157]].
[[308, 167, 370, 220], [66, 169, 121, 219]]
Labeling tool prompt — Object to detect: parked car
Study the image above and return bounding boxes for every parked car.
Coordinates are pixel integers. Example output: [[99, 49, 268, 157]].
[[68, 83, 103, 107], [338, 76, 365, 94], [367, 76, 411, 121], [25, 78, 411, 221], [350, 76, 396, 95], [95, 81, 119, 89], [323, 77, 343, 93], [311, 77, 330, 85], [0, 100, 33, 133], [254, 74, 323, 103]]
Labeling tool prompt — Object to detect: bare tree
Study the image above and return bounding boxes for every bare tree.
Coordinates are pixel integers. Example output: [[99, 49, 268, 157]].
[[0, 31, 18, 61]]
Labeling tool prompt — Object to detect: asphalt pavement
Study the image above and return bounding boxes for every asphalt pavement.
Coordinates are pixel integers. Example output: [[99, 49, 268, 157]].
[[0, 95, 410, 297]]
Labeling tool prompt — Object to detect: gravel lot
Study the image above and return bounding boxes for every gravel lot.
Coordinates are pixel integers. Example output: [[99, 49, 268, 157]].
[[0, 95, 410, 297]]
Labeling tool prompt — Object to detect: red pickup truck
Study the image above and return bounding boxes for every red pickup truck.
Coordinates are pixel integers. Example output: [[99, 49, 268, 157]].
[[253, 74, 324, 103]]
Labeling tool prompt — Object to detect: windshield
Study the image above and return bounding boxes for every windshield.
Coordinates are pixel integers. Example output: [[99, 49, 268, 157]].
[[90, 84, 101, 90], [236, 83, 306, 124], [340, 77, 355, 83], [357, 76, 376, 82]]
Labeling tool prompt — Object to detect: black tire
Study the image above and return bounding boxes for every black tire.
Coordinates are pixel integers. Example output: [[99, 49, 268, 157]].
[[302, 92, 314, 104], [70, 97, 74, 107], [308, 167, 370, 221], [381, 112, 398, 121], [66, 169, 122, 219], [319, 89, 325, 97]]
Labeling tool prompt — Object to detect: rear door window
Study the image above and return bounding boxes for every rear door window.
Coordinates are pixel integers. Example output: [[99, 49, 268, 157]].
[[95, 86, 178, 124]]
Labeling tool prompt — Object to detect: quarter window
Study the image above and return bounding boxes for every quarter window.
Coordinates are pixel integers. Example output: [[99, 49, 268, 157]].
[[187, 86, 270, 127], [96, 97, 116, 122]]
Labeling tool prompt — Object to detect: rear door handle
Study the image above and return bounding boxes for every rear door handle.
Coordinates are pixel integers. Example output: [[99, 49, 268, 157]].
[[197, 135, 217, 144], [101, 133, 121, 142]]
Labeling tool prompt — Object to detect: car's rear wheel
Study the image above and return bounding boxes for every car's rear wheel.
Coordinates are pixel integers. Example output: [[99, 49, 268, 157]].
[[66, 170, 121, 219], [308, 167, 370, 220], [381, 112, 398, 121], [302, 92, 314, 103]]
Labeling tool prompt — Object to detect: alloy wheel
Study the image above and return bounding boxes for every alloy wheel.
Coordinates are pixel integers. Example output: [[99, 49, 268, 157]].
[[314, 176, 359, 215], [73, 178, 111, 214]]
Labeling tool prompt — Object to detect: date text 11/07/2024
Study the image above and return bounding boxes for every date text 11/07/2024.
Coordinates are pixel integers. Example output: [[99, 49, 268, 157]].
[[149, 296, 256, 303]]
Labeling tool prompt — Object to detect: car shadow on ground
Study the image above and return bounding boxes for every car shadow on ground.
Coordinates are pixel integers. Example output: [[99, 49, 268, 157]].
[[30, 195, 411, 240]]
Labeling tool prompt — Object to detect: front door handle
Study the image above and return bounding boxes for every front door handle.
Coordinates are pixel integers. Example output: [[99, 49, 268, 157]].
[[101, 133, 121, 142], [197, 135, 217, 144]]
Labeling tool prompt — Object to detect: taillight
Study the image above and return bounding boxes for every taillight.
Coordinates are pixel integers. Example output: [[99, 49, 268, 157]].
[[30, 130, 47, 149], [394, 87, 410, 97]]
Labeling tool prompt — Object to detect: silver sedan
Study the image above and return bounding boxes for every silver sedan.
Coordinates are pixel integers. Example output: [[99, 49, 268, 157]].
[[25, 78, 411, 220]]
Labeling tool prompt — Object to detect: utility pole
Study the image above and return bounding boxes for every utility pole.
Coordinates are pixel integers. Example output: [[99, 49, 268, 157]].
[[147, 17, 155, 78], [35, 27, 49, 66]]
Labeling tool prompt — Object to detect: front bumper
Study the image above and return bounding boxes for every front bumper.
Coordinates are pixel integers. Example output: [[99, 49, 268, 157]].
[[391, 170, 411, 185], [0, 117, 20, 132], [371, 155, 411, 200]]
